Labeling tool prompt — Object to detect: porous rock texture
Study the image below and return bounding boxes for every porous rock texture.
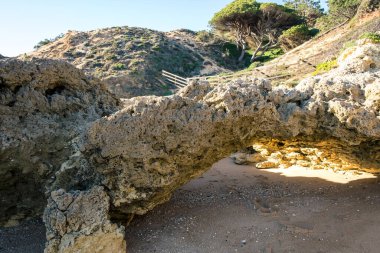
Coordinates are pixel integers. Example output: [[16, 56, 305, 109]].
[[1, 41, 380, 252], [233, 39, 380, 171], [0, 58, 119, 227], [43, 41, 380, 252]]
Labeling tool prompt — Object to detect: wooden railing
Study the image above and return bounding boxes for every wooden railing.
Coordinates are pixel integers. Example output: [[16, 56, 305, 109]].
[[162, 70, 258, 87], [187, 70, 254, 85], [162, 70, 188, 88], [162, 57, 315, 88]]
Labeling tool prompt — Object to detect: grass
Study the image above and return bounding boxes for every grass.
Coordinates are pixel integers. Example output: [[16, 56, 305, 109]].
[[245, 47, 284, 70], [360, 32, 380, 43]]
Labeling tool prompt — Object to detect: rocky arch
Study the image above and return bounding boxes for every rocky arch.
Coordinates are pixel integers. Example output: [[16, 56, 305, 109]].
[[44, 42, 380, 252], [1, 41, 379, 252]]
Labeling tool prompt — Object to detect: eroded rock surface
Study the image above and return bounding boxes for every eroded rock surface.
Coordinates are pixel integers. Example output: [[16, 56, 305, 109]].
[[0, 58, 119, 227], [1, 42, 380, 252], [44, 42, 380, 252], [44, 186, 126, 253]]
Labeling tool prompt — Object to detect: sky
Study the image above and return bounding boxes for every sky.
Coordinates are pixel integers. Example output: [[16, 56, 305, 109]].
[[1, 0, 328, 57]]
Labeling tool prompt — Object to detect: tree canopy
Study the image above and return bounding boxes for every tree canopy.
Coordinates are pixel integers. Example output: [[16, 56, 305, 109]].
[[210, 0, 261, 62], [210, 0, 302, 62], [284, 0, 324, 26], [315, 0, 362, 31], [329, 0, 361, 19]]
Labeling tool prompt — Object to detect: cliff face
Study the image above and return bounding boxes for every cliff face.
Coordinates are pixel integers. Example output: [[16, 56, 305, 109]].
[[0, 58, 119, 227], [24, 27, 239, 98], [1, 41, 379, 252]]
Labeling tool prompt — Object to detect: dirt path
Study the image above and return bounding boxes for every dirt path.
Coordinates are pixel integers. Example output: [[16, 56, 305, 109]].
[[1, 158, 379, 253]]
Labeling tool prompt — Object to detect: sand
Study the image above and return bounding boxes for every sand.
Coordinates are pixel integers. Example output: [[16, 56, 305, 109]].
[[1, 158, 380, 253]]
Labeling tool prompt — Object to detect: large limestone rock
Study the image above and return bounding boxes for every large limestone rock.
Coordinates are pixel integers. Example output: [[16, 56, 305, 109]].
[[44, 42, 380, 252], [1, 42, 379, 252], [0, 58, 119, 227], [44, 186, 126, 253]]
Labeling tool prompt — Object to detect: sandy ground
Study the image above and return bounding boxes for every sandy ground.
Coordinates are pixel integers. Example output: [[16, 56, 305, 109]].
[[1, 158, 380, 253]]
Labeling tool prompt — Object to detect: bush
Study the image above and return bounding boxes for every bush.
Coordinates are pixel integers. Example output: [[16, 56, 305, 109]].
[[279, 24, 315, 51], [195, 30, 215, 43], [34, 33, 64, 49], [312, 59, 338, 75], [34, 39, 51, 49], [112, 63, 126, 70], [360, 32, 380, 43]]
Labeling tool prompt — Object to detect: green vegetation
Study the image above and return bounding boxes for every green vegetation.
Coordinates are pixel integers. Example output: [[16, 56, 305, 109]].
[[360, 32, 380, 43], [316, 0, 361, 32], [195, 30, 217, 43], [312, 59, 338, 76], [209, 0, 302, 62], [279, 24, 317, 51], [329, 0, 361, 18], [34, 39, 51, 49], [112, 63, 126, 70], [284, 0, 324, 26], [338, 32, 379, 55], [248, 47, 283, 63], [34, 33, 64, 49]]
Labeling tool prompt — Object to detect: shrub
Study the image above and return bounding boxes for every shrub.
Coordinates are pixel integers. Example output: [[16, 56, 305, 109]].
[[92, 62, 104, 68], [106, 54, 118, 61], [196, 30, 215, 43], [360, 32, 380, 43], [312, 59, 338, 75], [34, 39, 51, 49], [33, 33, 64, 49], [112, 63, 126, 70], [279, 24, 315, 51]]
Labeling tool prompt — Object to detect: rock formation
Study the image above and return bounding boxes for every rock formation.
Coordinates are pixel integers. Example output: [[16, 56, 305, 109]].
[[1, 41, 380, 252], [45, 41, 380, 252], [0, 58, 119, 227]]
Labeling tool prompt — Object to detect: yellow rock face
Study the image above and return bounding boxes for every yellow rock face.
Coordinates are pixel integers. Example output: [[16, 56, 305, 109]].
[[58, 231, 126, 253]]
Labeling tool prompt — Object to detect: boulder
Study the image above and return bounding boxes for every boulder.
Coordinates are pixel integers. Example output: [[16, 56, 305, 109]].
[[0, 58, 119, 227]]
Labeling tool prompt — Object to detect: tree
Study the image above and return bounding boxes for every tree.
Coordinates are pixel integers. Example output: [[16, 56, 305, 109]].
[[210, 0, 302, 62], [249, 3, 302, 61], [315, 0, 361, 31], [354, 0, 380, 18], [279, 24, 313, 51], [284, 0, 324, 26], [210, 0, 261, 62], [329, 0, 361, 19]]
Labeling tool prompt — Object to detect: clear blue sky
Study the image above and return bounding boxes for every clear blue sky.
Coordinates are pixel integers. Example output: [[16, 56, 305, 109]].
[[1, 0, 328, 57]]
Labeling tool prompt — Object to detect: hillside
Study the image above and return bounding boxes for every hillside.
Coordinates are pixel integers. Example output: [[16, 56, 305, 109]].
[[253, 11, 380, 86], [23, 27, 242, 98]]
